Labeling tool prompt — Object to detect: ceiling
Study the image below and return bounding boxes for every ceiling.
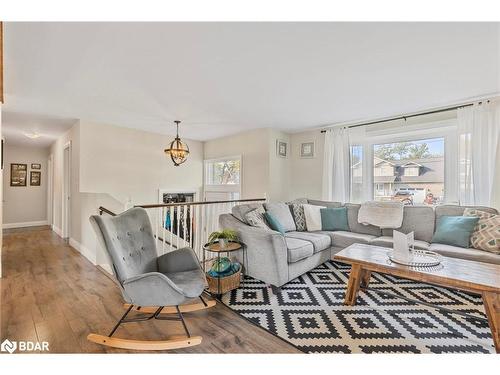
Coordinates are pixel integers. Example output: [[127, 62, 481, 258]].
[[3, 22, 499, 141], [2, 112, 76, 148]]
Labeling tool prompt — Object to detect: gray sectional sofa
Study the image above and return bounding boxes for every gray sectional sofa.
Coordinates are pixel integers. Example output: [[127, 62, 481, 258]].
[[219, 199, 499, 290]]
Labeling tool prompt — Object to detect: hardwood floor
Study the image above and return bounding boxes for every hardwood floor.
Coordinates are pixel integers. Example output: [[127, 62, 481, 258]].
[[0, 227, 299, 353]]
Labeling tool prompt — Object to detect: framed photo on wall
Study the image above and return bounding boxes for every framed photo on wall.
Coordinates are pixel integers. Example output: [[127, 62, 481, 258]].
[[31, 163, 41, 170], [30, 171, 41, 186], [300, 142, 315, 158], [276, 139, 287, 158], [10, 163, 28, 186]]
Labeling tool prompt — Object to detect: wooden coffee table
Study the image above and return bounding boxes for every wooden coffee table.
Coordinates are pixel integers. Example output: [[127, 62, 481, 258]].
[[334, 243, 500, 353]]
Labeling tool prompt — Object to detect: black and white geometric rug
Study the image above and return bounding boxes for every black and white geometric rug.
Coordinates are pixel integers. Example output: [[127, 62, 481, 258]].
[[221, 261, 494, 353]]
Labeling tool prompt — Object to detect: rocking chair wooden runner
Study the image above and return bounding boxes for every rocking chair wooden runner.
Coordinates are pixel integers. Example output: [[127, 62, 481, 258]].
[[88, 207, 215, 351]]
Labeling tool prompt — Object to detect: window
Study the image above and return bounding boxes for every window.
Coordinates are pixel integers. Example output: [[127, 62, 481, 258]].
[[204, 156, 241, 201], [404, 166, 420, 176], [205, 157, 241, 185], [373, 137, 445, 206]]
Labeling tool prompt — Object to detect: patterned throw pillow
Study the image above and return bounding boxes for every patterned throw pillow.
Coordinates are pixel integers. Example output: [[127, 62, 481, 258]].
[[463, 208, 500, 254], [291, 204, 307, 231], [244, 206, 270, 230]]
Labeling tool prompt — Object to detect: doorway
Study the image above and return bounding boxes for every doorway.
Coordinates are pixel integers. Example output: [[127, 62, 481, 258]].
[[62, 142, 71, 239]]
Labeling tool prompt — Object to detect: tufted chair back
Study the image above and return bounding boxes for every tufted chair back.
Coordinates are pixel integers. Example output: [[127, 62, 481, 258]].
[[90, 207, 158, 283]]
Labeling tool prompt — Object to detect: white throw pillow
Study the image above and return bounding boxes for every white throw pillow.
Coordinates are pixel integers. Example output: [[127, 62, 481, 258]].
[[302, 204, 326, 231]]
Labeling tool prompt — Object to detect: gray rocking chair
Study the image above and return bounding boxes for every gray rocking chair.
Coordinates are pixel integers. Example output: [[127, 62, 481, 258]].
[[88, 207, 215, 351]]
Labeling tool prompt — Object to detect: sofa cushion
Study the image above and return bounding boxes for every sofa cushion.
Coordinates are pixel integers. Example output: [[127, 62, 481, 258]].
[[264, 212, 285, 235], [435, 205, 498, 221], [285, 238, 314, 263], [370, 236, 430, 250], [381, 206, 435, 243], [232, 203, 263, 223], [264, 202, 296, 232], [345, 203, 381, 236], [303, 204, 325, 231], [429, 243, 500, 265], [244, 206, 270, 230], [287, 198, 309, 205], [290, 203, 307, 231], [331, 231, 377, 248], [285, 231, 331, 253], [463, 208, 500, 254], [432, 216, 479, 248], [321, 207, 349, 231], [307, 199, 343, 208]]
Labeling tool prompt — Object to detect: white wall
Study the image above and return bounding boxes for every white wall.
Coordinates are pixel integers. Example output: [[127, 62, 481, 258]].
[[50, 120, 204, 266], [204, 128, 270, 200], [203, 128, 293, 202], [268, 129, 292, 202], [2, 143, 50, 227], [79, 121, 204, 205], [289, 130, 325, 200]]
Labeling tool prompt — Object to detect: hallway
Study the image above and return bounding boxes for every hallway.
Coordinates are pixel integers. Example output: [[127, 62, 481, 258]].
[[0, 227, 299, 353]]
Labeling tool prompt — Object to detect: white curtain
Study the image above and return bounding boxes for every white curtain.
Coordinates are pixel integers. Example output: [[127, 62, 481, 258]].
[[322, 127, 350, 202], [457, 102, 500, 206]]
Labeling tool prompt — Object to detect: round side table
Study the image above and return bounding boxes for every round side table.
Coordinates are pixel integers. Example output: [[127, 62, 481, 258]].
[[203, 241, 245, 299]]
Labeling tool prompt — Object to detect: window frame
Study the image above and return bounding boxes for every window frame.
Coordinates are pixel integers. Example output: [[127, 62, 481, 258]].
[[348, 118, 458, 204]]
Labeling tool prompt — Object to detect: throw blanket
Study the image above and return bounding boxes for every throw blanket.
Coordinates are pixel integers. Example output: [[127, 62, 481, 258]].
[[358, 201, 404, 229]]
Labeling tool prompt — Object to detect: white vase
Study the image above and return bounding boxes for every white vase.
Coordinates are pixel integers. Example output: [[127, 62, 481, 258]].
[[219, 239, 227, 249]]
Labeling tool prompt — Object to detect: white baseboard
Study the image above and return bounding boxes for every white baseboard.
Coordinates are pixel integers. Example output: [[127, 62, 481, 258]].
[[52, 225, 63, 237], [99, 264, 113, 275], [69, 238, 97, 265], [3, 220, 49, 229]]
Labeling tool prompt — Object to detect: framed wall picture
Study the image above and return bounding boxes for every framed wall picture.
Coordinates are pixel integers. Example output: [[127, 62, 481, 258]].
[[300, 142, 315, 158], [30, 171, 41, 186], [276, 139, 287, 158], [10, 163, 28, 186], [31, 163, 41, 170]]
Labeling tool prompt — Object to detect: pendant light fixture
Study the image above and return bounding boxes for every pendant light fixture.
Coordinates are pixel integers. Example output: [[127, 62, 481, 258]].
[[165, 120, 190, 166]]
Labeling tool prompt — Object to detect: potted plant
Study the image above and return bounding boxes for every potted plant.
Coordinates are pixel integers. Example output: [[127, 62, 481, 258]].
[[208, 229, 238, 249]]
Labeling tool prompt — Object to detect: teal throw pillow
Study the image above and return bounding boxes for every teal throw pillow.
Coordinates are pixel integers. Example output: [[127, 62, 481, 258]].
[[320, 207, 349, 231], [265, 212, 285, 235], [431, 216, 480, 248]]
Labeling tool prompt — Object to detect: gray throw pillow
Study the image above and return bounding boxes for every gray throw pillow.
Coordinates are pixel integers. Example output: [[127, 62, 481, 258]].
[[291, 204, 307, 231], [232, 203, 263, 223], [244, 207, 270, 230], [264, 202, 296, 232]]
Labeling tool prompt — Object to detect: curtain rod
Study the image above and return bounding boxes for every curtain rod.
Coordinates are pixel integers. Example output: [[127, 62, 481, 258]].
[[319, 101, 487, 133]]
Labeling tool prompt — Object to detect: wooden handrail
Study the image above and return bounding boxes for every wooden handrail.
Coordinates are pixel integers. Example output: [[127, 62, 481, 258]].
[[135, 197, 266, 209]]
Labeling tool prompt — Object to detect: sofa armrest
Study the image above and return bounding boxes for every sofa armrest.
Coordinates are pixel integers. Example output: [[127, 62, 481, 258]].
[[219, 213, 289, 287], [122, 272, 186, 306]]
